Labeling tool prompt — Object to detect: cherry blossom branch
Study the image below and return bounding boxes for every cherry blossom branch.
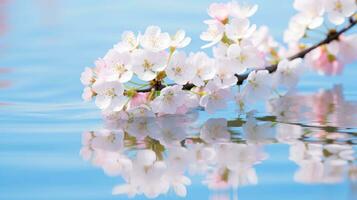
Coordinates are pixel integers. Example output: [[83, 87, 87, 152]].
[[235, 16, 357, 85], [135, 17, 356, 93]]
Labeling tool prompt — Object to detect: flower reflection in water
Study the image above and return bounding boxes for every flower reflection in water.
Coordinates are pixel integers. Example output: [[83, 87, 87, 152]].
[[0, 67, 11, 106], [267, 85, 357, 185], [0, 0, 9, 38], [81, 85, 356, 199]]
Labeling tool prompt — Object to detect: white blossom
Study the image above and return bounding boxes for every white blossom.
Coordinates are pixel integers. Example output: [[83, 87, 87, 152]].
[[293, 0, 325, 29], [274, 58, 304, 90], [324, 0, 356, 25], [113, 149, 169, 198], [227, 42, 264, 72], [225, 18, 256, 41], [188, 52, 216, 87], [140, 26, 171, 52], [102, 49, 133, 83], [207, 2, 230, 22], [82, 87, 94, 101], [228, 167, 258, 188], [126, 116, 159, 139], [80, 67, 94, 85], [200, 20, 225, 48], [229, 1, 258, 19], [131, 49, 167, 81], [200, 81, 233, 113], [156, 116, 188, 146], [114, 31, 139, 52], [100, 151, 132, 177], [242, 113, 275, 144], [283, 15, 307, 43], [92, 80, 128, 111], [151, 85, 186, 114], [90, 129, 124, 152], [166, 51, 195, 85], [294, 160, 324, 183], [188, 144, 216, 174], [213, 58, 238, 88], [241, 70, 273, 103], [200, 118, 230, 143], [170, 30, 191, 49], [212, 43, 228, 58], [251, 26, 278, 53]]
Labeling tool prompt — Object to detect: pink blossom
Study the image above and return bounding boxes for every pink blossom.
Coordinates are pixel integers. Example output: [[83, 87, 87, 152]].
[[204, 171, 229, 190], [338, 35, 357, 64], [308, 47, 344, 76], [0, 67, 11, 74], [309, 85, 357, 128], [175, 105, 189, 115], [80, 67, 94, 86], [311, 88, 334, 124], [82, 87, 94, 101], [310, 85, 345, 127], [0, 80, 11, 89], [128, 92, 149, 109], [208, 3, 230, 22], [93, 58, 107, 76]]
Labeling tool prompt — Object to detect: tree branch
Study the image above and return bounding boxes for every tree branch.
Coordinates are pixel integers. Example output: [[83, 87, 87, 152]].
[[137, 17, 356, 92], [236, 17, 357, 85]]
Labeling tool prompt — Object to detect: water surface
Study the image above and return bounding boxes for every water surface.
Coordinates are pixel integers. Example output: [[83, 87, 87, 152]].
[[0, 1, 356, 200]]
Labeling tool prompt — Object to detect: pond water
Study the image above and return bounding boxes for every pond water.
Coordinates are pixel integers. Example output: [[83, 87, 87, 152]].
[[0, 0, 356, 200]]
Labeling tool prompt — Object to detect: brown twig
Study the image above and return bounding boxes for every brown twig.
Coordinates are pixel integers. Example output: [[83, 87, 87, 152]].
[[136, 17, 356, 92]]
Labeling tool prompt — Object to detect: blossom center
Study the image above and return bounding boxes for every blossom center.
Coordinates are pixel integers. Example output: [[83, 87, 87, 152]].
[[174, 156, 182, 161], [174, 66, 183, 75], [210, 92, 221, 100], [107, 133, 116, 143], [115, 63, 127, 74], [105, 88, 116, 97], [196, 151, 202, 160], [149, 37, 159, 48], [143, 165, 151, 174], [163, 129, 175, 139], [138, 121, 148, 131], [163, 91, 174, 103], [238, 54, 247, 63], [334, 1, 343, 12], [212, 125, 221, 138], [143, 59, 154, 71], [197, 68, 203, 76]]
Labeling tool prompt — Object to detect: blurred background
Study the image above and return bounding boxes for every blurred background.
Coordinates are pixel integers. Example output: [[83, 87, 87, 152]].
[[0, 0, 356, 200]]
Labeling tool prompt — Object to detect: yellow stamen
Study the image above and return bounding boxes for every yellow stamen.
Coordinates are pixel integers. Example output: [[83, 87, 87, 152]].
[[143, 59, 154, 70]]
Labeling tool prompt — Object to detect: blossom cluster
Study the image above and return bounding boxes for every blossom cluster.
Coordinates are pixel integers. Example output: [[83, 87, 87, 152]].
[[269, 86, 357, 183], [80, 85, 357, 198], [76, 1, 357, 197], [80, 0, 355, 115], [81, 111, 268, 198], [285, 0, 357, 75], [80, 27, 194, 113], [284, 0, 356, 43]]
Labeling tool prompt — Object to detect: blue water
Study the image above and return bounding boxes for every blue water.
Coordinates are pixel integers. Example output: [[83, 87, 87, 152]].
[[0, 1, 356, 200]]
